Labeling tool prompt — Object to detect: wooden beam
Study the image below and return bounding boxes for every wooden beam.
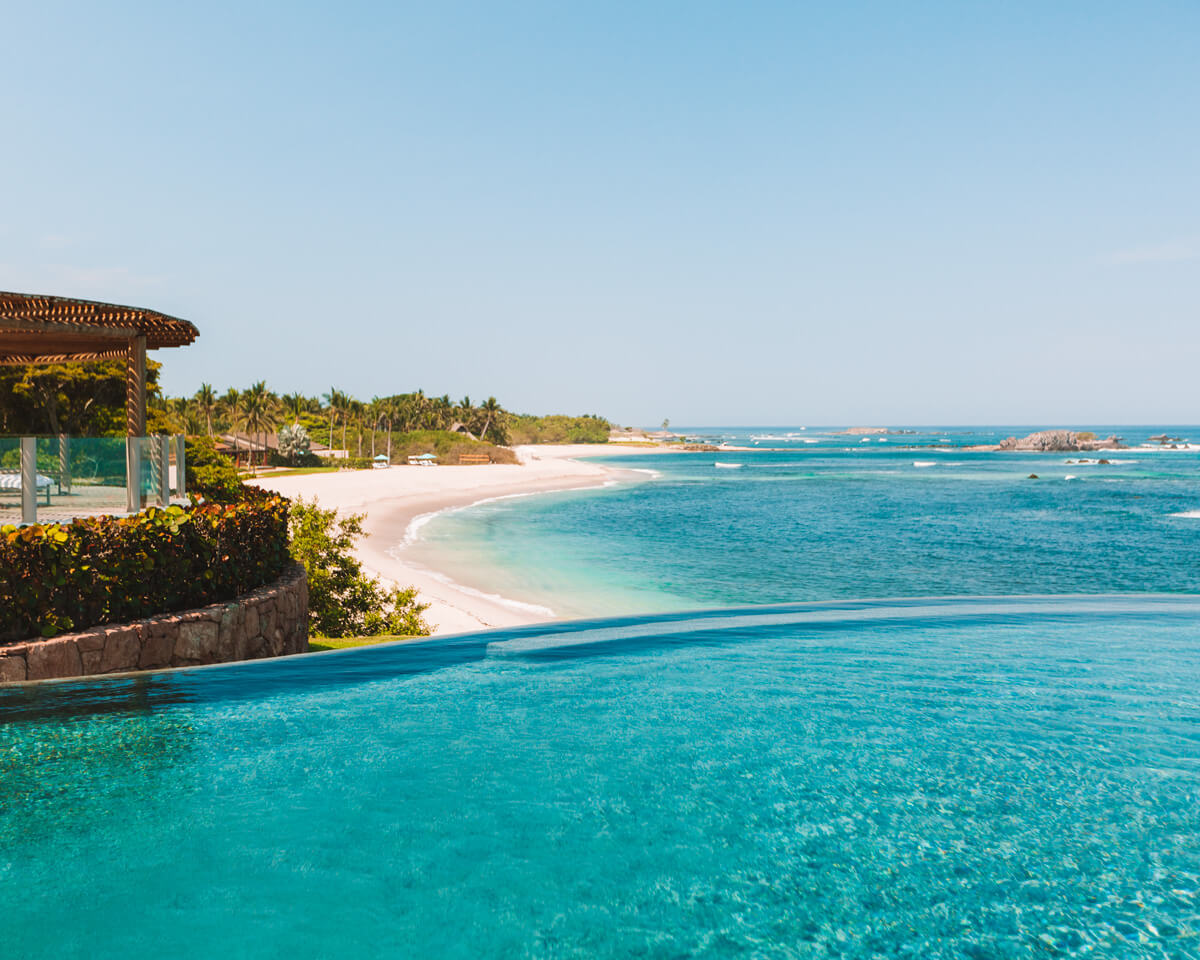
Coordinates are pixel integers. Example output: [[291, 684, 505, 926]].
[[0, 316, 139, 339], [126, 335, 146, 438]]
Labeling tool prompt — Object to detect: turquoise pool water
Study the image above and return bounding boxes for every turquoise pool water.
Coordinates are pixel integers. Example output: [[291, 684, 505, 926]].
[[4, 596, 1200, 957]]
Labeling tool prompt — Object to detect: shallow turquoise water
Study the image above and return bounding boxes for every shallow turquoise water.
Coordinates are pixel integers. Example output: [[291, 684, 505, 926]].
[[4, 597, 1200, 958], [414, 426, 1200, 617]]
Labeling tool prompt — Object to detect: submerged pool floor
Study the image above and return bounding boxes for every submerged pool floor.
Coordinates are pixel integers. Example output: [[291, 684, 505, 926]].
[[3, 597, 1200, 958]]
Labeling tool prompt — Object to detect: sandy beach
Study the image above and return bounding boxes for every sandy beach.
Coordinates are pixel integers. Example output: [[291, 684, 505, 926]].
[[250, 444, 667, 634]]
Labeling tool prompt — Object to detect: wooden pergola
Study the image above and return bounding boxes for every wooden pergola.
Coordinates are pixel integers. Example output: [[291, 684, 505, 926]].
[[0, 291, 198, 438]]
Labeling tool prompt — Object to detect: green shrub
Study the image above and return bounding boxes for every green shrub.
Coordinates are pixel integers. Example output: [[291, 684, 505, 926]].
[[269, 449, 322, 468], [317, 456, 375, 470], [0, 497, 291, 643], [185, 435, 248, 503], [387, 431, 518, 464], [289, 497, 431, 638], [506, 414, 610, 444]]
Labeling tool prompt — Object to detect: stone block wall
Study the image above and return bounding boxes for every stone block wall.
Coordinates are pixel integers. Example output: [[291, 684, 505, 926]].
[[0, 563, 308, 683]]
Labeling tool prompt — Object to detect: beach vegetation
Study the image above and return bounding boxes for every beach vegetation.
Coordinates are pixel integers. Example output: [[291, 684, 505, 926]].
[[307, 635, 417, 651], [288, 498, 431, 639], [506, 414, 610, 444], [146, 382, 610, 454], [0, 497, 291, 643], [186, 435, 250, 503], [0, 358, 163, 436]]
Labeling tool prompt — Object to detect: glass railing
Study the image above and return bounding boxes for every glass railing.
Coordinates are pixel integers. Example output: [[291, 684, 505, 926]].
[[0, 435, 187, 526]]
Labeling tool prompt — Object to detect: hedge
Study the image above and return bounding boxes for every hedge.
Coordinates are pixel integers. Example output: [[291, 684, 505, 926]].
[[0, 497, 290, 644]]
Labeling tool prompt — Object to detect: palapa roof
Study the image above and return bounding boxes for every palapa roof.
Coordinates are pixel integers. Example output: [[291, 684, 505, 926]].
[[0, 291, 198, 365]]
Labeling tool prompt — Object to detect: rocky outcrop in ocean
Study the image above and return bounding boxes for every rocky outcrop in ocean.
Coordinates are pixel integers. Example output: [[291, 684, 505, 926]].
[[996, 430, 1124, 452]]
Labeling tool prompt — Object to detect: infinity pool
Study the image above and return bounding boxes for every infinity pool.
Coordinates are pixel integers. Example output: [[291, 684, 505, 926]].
[[4, 597, 1200, 958]]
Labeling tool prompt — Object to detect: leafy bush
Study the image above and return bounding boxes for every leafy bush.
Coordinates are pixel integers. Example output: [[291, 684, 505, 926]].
[[270, 449, 322, 468], [185, 435, 248, 503], [317, 456, 375, 470], [0, 498, 291, 643], [288, 497, 431, 638], [507, 414, 610, 444], [378, 431, 518, 464]]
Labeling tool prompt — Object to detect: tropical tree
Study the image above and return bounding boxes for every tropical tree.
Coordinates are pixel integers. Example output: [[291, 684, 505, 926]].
[[280, 392, 309, 422], [240, 381, 277, 468], [194, 383, 217, 437], [479, 396, 501, 441], [323, 387, 351, 454], [277, 422, 312, 463], [220, 388, 242, 437]]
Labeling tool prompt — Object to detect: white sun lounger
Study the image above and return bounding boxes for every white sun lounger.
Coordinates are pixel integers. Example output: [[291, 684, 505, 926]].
[[0, 471, 54, 505]]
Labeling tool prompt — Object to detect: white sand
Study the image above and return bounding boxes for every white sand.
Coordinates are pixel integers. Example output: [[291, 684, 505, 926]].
[[249, 444, 669, 634]]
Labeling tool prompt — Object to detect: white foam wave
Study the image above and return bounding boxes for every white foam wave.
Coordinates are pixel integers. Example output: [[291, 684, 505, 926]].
[[413, 566, 557, 617], [400, 482, 618, 547], [1170, 510, 1200, 519], [912, 461, 936, 468]]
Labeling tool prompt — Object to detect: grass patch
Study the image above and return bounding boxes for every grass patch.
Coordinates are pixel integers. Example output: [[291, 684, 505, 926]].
[[308, 634, 419, 652], [255, 466, 342, 477]]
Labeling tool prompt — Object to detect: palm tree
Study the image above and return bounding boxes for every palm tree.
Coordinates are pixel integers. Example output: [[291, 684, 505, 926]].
[[413, 389, 427, 430], [323, 388, 351, 454], [220, 387, 242, 438], [369, 397, 388, 459], [280, 392, 307, 422], [381, 397, 396, 463], [194, 383, 216, 437], [240, 381, 277, 469], [479, 396, 501, 441]]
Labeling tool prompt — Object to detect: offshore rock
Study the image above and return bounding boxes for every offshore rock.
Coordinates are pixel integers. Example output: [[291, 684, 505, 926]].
[[995, 430, 1124, 452]]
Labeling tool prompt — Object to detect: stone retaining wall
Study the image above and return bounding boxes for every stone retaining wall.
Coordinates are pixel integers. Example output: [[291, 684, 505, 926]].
[[0, 563, 308, 683]]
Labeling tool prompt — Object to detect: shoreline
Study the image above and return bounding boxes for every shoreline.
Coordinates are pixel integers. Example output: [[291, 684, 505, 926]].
[[250, 444, 667, 634]]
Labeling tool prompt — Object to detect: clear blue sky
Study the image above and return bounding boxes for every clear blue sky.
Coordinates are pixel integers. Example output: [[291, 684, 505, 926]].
[[2, 2, 1196, 425]]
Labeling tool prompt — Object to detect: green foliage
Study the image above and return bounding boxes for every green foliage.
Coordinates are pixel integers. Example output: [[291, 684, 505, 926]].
[[0, 358, 163, 436], [388, 430, 518, 463], [317, 456, 376, 470], [158, 381, 611, 456], [316, 432, 517, 468], [277, 422, 311, 460], [506, 414, 611, 444], [288, 498, 431, 638], [185, 435, 248, 503], [0, 498, 291, 643]]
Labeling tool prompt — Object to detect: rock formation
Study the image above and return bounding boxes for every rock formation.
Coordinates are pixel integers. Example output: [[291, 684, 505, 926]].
[[996, 430, 1124, 452]]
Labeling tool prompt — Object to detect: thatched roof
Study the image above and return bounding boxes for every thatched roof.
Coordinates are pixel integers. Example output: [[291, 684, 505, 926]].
[[0, 291, 198, 365]]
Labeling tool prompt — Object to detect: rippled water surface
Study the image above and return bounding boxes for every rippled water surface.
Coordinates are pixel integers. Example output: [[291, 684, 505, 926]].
[[4, 598, 1200, 958], [414, 426, 1200, 617]]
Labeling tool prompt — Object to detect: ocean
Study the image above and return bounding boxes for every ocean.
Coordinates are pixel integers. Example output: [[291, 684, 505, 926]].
[[407, 426, 1200, 619], [6, 426, 1200, 957]]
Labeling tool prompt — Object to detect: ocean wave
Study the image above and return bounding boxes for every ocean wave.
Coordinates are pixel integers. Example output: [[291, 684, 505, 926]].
[[1170, 510, 1200, 519], [912, 461, 936, 468], [399, 482, 617, 547], [411, 566, 557, 617]]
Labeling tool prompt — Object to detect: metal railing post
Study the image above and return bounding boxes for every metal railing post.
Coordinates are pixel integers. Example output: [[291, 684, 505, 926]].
[[158, 435, 171, 506], [126, 437, 141, 514], [20, 437, 36, 524]]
